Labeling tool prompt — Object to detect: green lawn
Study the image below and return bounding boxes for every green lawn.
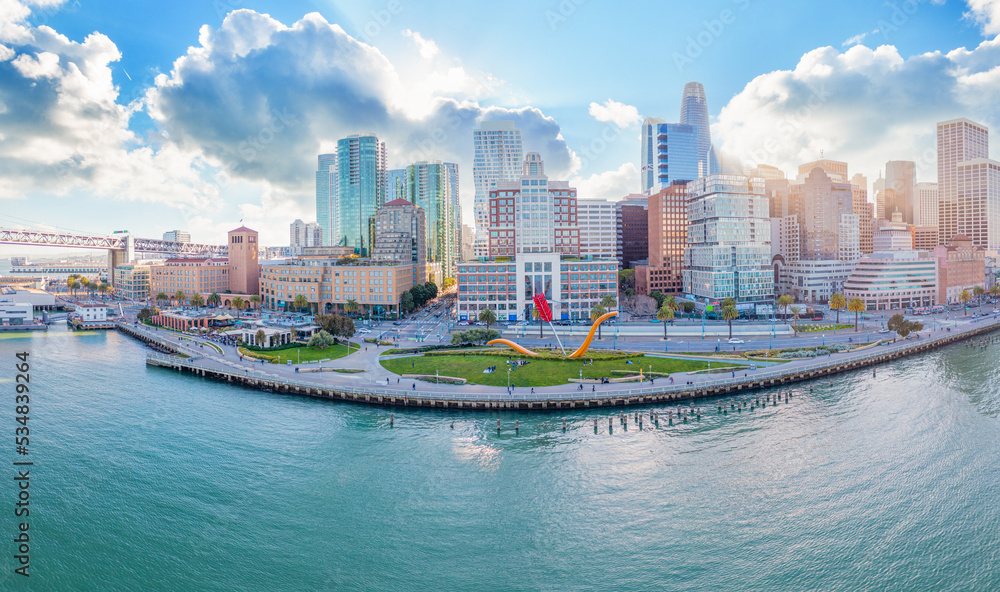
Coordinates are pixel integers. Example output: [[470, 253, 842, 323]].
[[242, 342, 360, 364], [380, 354, 724, 387], [795, 324, 855, 333]]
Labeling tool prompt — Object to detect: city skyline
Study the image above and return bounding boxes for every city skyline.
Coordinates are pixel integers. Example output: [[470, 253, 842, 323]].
[[3, 0, 1000, 254]]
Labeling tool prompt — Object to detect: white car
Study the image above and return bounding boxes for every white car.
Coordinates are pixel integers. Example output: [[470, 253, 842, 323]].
[[878, 329, 890, 334], [727, 338, 745, 344]]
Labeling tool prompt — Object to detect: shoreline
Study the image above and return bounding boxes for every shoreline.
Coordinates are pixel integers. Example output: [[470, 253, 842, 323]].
[[119, 318, 1000, 410]]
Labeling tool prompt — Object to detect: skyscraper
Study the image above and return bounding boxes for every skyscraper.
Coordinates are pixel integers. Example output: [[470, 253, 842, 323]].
[[406, 161, 460, 277], [851, 173, 874, 254], [576, 199, 616, 260], [885, 160, 916, 225], [640, 118, 699, 193], [615, 194, 648, 270], [386, 168, 407, 203], [938, 118, 989, 245], [373, 198, 427, 286], [333, 134, 386, 256], [473, 121, 523, 258], [788, 167, 860, 262], [316, 153, 337, 247], [680, 82, 711, 175], [915, 182, 939, 228], [162, 230, 191, 243], [290, 220, 323, 255], [635, 184, 688, 296]]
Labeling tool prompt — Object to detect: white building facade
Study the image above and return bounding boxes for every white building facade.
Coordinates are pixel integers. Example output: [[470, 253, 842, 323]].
[[843, 251, 937, 311], [575, 199, 616, 260], [473, 121, 524, 258]]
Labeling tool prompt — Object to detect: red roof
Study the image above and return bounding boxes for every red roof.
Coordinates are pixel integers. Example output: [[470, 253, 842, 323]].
[[229, 226, 256, 233], [952, 234, 971, 241], [383, 198, 414, 207]]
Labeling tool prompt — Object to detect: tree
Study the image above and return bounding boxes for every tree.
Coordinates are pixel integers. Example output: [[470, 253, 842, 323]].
[[249, 294, 261, 311], [591, 305, 607, 340], [848, 297, 866, 331], [990, 284, 1000, 299], [777, 294, 794, 321], [451, 328, 500, 346], [344, 299, 359, 317], [720, 299, 739, 339], [155, 292, 168, 308], [617, 269, 635, 294], [207, 292, 221, 308], [308, 329, 336, 349], [657, 304, 675, 341], [887, 314, 924, 338], [649, 291, 666, 310], [399, 292, 414, 315], [974, 285, 986, 314], [410, 285, 428, 308], [174, 290, 186, 307], [442, 277, 456, 290], [98, 283, 110, 302], [292, 294, 308, 313], [137, 307, 153, 323], [255, 329, 266, 347], [789, 305, 802, 333], [424, 281, 438, 300], [682, 301, 696, 314], [960, 288, 972, 315], [232, 296, 246, 318], [600, 294, 617, 311], [189, 292, 204, 308], [290, 327, 299, 342], [478, 307, 497, 331], [829, 293, 847, 331], [622, 294, 656, 317]]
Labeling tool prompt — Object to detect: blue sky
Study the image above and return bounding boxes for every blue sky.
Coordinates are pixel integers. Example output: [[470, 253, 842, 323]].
[[2, 0, 999, 253]]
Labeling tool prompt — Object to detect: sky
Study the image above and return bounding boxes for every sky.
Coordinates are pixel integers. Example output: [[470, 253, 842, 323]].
[[3, 0, 1000, 255]]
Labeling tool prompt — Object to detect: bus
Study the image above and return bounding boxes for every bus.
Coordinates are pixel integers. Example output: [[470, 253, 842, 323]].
[[908, 307, 929, 315], [930, 305, 946, 314]]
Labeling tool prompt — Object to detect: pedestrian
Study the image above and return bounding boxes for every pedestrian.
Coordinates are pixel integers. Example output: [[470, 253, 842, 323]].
[[591, 384, 595, 392], [412, 383, 416, 390], [531, 387, 534, 394]]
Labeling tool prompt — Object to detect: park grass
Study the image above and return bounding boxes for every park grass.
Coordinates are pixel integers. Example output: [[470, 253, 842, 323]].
[[380, 354, 720, 387], [795, 324, 855, 333], [240, 342, 360, 364]]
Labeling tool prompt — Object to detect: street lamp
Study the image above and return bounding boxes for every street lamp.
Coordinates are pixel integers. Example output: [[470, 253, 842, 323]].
[[507, 367, 511, 391]]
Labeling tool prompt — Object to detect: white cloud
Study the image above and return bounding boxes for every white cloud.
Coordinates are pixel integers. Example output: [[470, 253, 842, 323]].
[[570, 162, 638, 201], [402, 29, 439, 59], [965, 0, 1000, 35], [588, 99, 641, 128], [842, 33, 867, 47], [713, 39, 1000, 184]]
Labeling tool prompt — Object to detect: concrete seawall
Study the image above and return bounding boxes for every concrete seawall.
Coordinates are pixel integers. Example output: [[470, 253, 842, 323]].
[[129, 318, 1000, 411]]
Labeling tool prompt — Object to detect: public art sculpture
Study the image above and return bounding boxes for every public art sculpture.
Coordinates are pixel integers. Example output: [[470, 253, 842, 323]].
[[487, 293, 617, 358]]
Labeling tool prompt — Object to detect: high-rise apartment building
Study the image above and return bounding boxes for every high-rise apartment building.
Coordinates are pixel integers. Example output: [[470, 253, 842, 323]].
[[162, 230, 191, 243], [576, 199, 616, 260], [636, 184, 688, 296], [956, 159, 1000, 250], [473, 121, 523, 258], [289, 220, 322, 255], [386, 168, 407, 203], [333, 134, 386, 256], [487, 153, 578, 259], [885, 160, 916, 225], [915, 182, 939, 228], [405, 161, 460, 277], [315, 153, 337, 246], [938, 118, 989, 246], [683, 174, 773, 306], [615, 194, 649, 270], [373, 198, 427, 286], [461, 224, 475, 262]]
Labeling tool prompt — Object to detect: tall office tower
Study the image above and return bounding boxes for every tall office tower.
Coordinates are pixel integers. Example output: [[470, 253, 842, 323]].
[[938, 118, 989, 245], [640, 117, 700, 193], [227, 226, 259, 295], [334, 134, 386, 256], [884, 160, 917, 224], [770, 215, 801, 262], [406, 161, 460, 277], [445, 162, 461, 273], [373, 199, 427, 271], [289, 220, 322, 254], [487, 153, 578, 258], [789, 167, 860, 261], [315, 153, 337, 246], [576, 199, 616, 260], [386, 168, 407, 202], [615, 194, 649, 269], [162, 230, 191, 243], [635, 184, 688, 296], [851, 173, 874, 254], [874, 172, 886, 219], [683, 174, 773, 305], [680, 82, 712, 174], [460, 224, 475, 262], [473, 121, 523, 258], [956, 159, 1000, 250], [915, 182, 939, 228], [796, 159, 848, 183]]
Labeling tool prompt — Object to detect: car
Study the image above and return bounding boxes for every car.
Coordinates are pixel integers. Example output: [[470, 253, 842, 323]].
[[878, 329, 890, 333], [727, 338, 745, 344], [392, 321, 402, 326]]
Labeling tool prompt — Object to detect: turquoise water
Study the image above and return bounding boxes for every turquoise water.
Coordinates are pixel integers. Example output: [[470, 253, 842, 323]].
[[1, 326, 999, 591]]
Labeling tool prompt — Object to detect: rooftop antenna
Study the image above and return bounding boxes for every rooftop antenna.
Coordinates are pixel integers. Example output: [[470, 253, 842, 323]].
[[820, 149, 824, 159]]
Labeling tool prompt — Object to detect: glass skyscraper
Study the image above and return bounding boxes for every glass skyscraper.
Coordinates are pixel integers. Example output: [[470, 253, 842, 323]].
[[406, 161, 460, 277], [680, 81, 712, 174], [386, 168, 407, 203], [640, 119, 700, 193], [315, 153, 337, 246], [334, 134, 386, 256]]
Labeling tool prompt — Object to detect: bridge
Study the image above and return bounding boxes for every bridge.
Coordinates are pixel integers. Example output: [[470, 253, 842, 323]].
[[0, 227, 228, 286]]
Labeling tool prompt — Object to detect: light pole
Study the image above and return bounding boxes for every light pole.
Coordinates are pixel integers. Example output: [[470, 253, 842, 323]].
[[507, 367, 511, 391]]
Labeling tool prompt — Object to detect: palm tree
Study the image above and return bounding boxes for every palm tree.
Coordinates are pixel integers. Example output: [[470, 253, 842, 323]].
[[600, 294, 617, 311], [974, 285, 986, 315], [478, 307, 497, 332], [663, 294, 679, 316], [789, 305, 802, 335], [656, 304, 675, 341], [293, 295, 309, 313], [848, 297, 866, 331], [777, 294, 794, 322], [591, 305, 607, 340], [344, 299, 359, 317], [155, 292, 168, 308], [232, 296, 246, 319], [960, 289, 972, 315], [174, 290, 186, 307], [720, 298, 739, 339], [189, 292, 204, 308], [829, 293, 846, 332], [207, 292, 221, 308], [249, 294, 261, 313]]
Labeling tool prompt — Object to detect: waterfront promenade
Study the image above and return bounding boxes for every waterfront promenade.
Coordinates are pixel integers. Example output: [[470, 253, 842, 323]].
[[118, 315, 1000, 409]]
